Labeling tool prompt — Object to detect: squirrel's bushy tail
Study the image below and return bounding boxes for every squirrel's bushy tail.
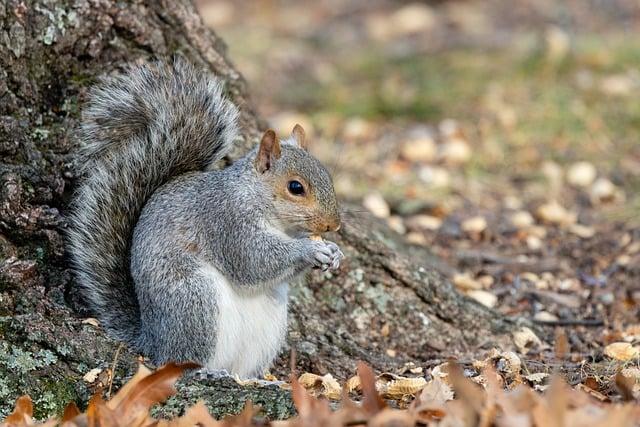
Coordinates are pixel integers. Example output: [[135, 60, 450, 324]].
[[68, 59, 239, 346]]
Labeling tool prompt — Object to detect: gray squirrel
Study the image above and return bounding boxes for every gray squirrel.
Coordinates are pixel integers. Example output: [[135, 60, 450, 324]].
[[68, 59, 344, 378]]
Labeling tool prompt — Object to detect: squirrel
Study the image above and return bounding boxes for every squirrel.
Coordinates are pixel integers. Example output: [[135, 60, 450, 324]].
[[68, 59, 344, 378]]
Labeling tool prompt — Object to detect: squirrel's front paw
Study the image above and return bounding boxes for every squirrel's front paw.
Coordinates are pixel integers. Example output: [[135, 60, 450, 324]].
[[305, 239, 344, 271]]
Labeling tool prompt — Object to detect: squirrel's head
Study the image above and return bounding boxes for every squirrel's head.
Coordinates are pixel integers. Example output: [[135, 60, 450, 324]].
[[254, 125, 341, 236]]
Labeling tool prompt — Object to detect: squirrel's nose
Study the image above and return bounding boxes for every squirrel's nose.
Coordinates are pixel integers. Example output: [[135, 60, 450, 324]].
[[325, 220, 341, 232]]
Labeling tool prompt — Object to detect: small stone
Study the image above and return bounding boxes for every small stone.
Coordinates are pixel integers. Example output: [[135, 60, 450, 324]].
[[400, 136, 437, 163], [405, 214, 442, 231], [467, 290, 497, 308], [439, 137, 471, 164], [386, 348, 398, 358], [453, 273, 483, 290], [567, 161, 597, 187], [363, 193, 390, 218], [510, 211, 535, 229]]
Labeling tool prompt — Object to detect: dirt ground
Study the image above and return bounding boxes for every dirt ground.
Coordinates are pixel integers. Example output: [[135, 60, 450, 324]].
[[195, 0, 639, 399]]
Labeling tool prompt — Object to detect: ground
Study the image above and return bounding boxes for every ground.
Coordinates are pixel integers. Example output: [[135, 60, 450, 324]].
[[197, 0, 640, 395], [1, 0, 639, 422]]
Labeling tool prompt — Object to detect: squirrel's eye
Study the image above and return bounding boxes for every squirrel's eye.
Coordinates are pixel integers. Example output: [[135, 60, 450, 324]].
[[287, 180, 305, 196]]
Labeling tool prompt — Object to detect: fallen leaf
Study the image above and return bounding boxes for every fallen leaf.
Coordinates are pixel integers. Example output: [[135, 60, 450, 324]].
[[358, 361, 386, 414], [83, 367, 103, 383], [567, 161, 597, 187], [298, 372, 342, 400], [400, 136, 437, 163], [525, 373, 550, 384], [453, 273, 483, 290], [467, 290, 498, 308], [513, 327, 543, 354], [536, 201, 577, 225], [604, 342, 639, 362], [384, 377, 428, 399], [61, 402, 81, 422], [439, 138, 471, 164], [157, 401, 220, 427], [112, 362, 198, 426], [363, 193, 390, 218], [510, 211, 535, 229], [4, 396, 33, 425], [461, 216, 488, 234]]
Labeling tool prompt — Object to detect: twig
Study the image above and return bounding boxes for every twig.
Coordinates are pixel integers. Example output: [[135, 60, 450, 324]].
[[107, 343, 124, 399], [532, 318, 604, 327]]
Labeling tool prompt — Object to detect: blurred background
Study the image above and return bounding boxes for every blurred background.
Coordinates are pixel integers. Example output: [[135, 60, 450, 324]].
[[195, 0, 639, 340]]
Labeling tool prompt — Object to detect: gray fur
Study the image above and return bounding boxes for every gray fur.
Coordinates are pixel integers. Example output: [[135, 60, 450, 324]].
[[68, 59, 239, 347], [68, 59, 343, 373]]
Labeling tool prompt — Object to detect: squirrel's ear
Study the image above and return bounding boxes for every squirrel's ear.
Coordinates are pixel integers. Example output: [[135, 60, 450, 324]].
[[255, 129, 281, 173], [291, 124, 308, 150]]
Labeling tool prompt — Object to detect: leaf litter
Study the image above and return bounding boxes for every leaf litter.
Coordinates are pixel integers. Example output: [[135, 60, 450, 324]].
[[2, 357, 639, 426]]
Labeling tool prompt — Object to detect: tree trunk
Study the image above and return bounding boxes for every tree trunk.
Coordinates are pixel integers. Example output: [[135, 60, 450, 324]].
[[0, 0, 533, 419]]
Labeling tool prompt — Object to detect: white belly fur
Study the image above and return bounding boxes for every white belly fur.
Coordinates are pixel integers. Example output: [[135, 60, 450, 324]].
[[200, 264, 289, 378]]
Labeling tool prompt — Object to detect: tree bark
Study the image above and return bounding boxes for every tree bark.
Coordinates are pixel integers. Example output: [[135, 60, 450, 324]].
[[0, 0, 533, 419]]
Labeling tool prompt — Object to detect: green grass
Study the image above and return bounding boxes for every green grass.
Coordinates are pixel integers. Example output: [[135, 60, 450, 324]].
[[300, 35, 640, 186]]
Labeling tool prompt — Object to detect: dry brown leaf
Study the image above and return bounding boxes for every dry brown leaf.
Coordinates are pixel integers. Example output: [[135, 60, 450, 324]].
[[111, 362, 198, 426], [615, 371, 636, 402], [513, 327, 543, 354], [346, 375, 361, 394], [157, 401, 220, 427], [86, 393, 121, 427], [604, 342, 639, 362], [384, 377, 428, 399], [358, 361, 386, 414], [297, 373, 342, 400], [283, 364, 334, 426], [61, 402, 81, 422], [3, 396, 33, 426], [410, 375, 453, 423], [83, 368, 103, 384], [106, 362, 153, 409], [554, 328, 569, 359], [369, 408, 416, 427], [448, 361, 485, 414]]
